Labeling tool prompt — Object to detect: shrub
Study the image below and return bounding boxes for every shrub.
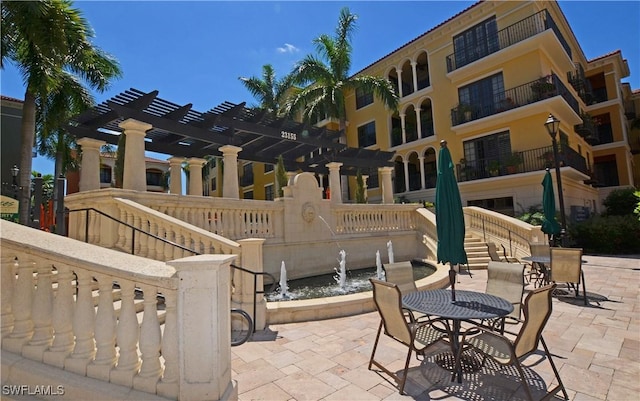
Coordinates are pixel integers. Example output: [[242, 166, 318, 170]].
[[602, 188, 637, 216], [568, 215, 640, 254]]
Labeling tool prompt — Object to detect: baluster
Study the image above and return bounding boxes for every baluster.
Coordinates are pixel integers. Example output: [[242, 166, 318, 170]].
[[133, 284, 162, 392], [174, 230, 184, 258], [87, 210, 97, 244], [65, 270, 96, 375], [87, 273, 117, 380], [4, 258, 35, 353], [157, 291, 178, 399], [157, 226, 167, 261], [43, 264, 75, 368], [132, 215, 141, 255], [23, 260, 54, 360], [139, 218, 149, 257], [111, 280, 141, 387], [1, 256, 17, 338], [147, 220, 158, 260], [118, 208, 127, 248], [123, 211, 134, 253]]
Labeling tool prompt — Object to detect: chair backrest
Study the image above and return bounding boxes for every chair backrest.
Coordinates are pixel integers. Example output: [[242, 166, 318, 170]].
[[383, 262, 418, 294], [486, 261, 525, 319], [550, 247, 583, 283], [487, 243, 502, 262], [529, 243, 550, 258], [514, 284, 556, 358], [369, 279, 411, 345]]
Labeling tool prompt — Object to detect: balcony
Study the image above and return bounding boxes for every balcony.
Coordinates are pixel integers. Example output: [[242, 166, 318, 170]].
[[456, 145, 588, 183], [574, 112, 599, 144], [451, 74, 579, 126], [446, 9, 571, 73]]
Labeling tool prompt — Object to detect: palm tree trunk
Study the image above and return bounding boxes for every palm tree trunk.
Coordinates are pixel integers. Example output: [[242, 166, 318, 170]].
[[339, 118, 349, 201], [53, 137, 64, 230], [18, 90, 36, 225]]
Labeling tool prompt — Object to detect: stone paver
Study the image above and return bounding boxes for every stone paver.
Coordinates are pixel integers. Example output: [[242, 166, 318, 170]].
[[232, 255, 640, 400]]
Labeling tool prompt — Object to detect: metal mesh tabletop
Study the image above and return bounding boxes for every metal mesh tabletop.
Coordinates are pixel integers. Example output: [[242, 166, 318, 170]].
[[402, 289, 513, 320]]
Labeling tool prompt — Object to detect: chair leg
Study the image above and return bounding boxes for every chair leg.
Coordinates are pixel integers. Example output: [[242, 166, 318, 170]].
[[581, 271, 588, 305], [513, 359, 535, 401], [398, 348, 413, 395], [541, 336, 569, 400], [368, 321, 383, 370]]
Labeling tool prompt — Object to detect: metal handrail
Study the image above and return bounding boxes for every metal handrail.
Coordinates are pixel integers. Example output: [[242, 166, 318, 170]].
[[66, 207, 198, 256], [231, 264, 277, 333], [466, 211, 530, 257]]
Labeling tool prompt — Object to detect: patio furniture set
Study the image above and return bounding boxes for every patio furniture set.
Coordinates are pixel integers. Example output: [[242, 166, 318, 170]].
[[368, 249, 588, 399]]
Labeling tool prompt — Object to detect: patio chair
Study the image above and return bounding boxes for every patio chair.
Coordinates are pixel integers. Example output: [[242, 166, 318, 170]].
[[487, 242, 518, 263], [484, 261, 525, 332], [528, 243, 551, 286], [458, 284, 568, 401], [550, 247, 587, 305], [368, 279, 448, 395], [383, 261, 418, 294]]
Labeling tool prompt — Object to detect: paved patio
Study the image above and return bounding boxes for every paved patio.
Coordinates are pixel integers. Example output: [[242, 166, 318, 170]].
[[231, 255, 639, 400]]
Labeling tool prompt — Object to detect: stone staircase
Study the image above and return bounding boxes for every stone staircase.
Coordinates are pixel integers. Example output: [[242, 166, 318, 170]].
[[464, 234, 491, 270]]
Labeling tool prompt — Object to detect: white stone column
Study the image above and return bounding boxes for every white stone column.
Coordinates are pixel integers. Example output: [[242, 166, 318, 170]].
[[362, 175, 369, 202], [236, 239, 267, 330], [326, 162, 343, 204], [168, 157, 184, 195], [286, 172, 296, 186], [403, 159, 410, 193], [418, 156, 426, 189], [415, 107, 423, 139], [220, 145, 242, 199], [379, 167, 394, 204], [395, 67, 403, 98], [400, 113, 407, 144], [119, 119, 152, 192], [187, 158, 207, 196], [76, 138, 106, 192], [167, 254, 237, 401], [411, 61, 418, 93]]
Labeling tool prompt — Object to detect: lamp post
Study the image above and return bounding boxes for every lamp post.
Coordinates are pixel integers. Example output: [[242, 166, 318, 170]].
[[10, 164, 19, 199], [544, 114, 567, 246]]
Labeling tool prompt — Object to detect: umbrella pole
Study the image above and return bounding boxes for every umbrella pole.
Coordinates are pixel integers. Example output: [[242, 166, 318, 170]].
[[449, 265, 456, 303]]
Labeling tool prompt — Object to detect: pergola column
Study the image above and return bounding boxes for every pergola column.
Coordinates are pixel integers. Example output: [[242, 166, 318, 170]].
[[119, 119, 152, 192], [76, 138, 106, 192], [379, 167, 394, 204], [326, 162, 343, 204], [418, 156, 426, 189], [362, 175, 369, 202], [186, 158, 206, 196], [168, 157, 184, 195], [219, 145, 242, 199]]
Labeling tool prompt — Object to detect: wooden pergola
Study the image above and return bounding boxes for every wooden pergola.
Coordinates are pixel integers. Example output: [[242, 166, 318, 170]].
[[67, 88, 395, 176]]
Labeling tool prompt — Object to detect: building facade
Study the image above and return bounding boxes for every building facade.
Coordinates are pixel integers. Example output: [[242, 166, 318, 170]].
[[340, 0, 635, 218]]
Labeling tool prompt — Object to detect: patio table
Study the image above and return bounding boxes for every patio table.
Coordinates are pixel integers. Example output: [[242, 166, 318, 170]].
[[402, 289, 513, 383], [521, 255, 551, 287]]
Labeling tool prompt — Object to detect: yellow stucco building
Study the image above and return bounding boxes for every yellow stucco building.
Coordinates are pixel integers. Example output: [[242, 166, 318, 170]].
[[209, 0, 635, 221]]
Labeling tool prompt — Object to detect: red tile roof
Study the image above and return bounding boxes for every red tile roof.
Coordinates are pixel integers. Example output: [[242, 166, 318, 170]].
[[588, 49, 621, 63], [1, 95, 23, 103]]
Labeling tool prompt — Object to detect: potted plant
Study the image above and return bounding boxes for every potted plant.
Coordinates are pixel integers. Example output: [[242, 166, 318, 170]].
[[488, 160, 501, 176], [505, 152, 523, 174], [457, 103, 474, 122], [531, 77, 556, 100]]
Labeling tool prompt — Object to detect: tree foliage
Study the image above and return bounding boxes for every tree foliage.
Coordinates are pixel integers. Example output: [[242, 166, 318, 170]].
[[355, 170, 365, 203], [602, 187, 637, 216], [275, 155, 288, 197]]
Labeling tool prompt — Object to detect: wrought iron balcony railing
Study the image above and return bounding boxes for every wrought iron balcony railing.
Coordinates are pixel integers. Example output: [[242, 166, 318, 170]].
[[446, 9, 571, 72], [456, 145, 588, 183], [451, 74, 579, 126]]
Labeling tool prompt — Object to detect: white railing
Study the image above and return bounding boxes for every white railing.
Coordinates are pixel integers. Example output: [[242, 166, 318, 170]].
[[1, 220, 236, 401], [332, 204, 418, 234], [415, 207, 438, 259]]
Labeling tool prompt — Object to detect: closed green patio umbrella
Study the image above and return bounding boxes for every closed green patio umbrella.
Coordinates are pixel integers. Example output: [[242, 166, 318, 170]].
[[541, 169, 561, 243], [435, 141, 468, 301]]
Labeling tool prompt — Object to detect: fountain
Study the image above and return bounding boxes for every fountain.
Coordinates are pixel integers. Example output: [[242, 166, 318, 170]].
[[375, 250, 384, 280], [334, 250, 347, 289], [279, 261, 289, 299], [317, 215, 342, 251], [387, 240, 394, 263]]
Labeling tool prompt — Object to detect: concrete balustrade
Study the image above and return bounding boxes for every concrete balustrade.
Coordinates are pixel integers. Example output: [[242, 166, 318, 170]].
[[1, 220, 238, 401]]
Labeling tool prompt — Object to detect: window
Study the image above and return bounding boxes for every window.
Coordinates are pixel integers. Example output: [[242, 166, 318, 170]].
[[264, 163, 274, 173], [243, 190, 254, 200], [211, 177, 217, 191], [453, 16, 498, 69], [100, 165, 112, 184], [367, 172, 379, 188], [458, 72, 504, 115], [241, 163, 253, 187], [265, 184, 274, 200], [146, 170, 164, 186], [463, 131, 512, 177], [356, 87, 374, 109], [358, 121, 376, 147]]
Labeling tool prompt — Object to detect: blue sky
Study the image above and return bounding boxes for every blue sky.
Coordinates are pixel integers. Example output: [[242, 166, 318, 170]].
[[2, 0, 639, 176]]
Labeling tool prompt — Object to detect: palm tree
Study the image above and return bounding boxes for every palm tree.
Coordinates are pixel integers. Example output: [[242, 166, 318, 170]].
[[2, 0, 121, 225], [239, 64, 295, 116], [285, 7, 398, 199]]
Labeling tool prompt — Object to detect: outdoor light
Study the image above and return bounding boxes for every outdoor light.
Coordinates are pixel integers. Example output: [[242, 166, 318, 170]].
[[544, 114, 567, 246], [11, 164, 19, 178]]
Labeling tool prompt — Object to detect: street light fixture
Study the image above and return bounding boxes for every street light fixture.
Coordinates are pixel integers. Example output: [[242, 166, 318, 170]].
[[544, 114, 567, 246], [10, 164, 19, 199]]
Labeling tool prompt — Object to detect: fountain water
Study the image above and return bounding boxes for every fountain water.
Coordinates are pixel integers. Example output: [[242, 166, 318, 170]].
[[279, 261, 289, 298], [317, 215, 342, 251], [334, 250, 347, 289], [387, 240, 394, 263], [375, 250, 384, 280]]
